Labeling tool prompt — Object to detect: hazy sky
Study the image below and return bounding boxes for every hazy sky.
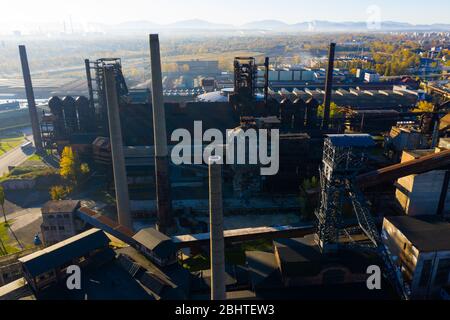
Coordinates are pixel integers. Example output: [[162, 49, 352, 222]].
[[3, 0, 450, 28]]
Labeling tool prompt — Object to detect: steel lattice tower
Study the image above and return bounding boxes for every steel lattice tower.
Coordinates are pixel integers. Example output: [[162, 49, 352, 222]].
[[315, 134, 374, 252], [315, 134, 410, 299]]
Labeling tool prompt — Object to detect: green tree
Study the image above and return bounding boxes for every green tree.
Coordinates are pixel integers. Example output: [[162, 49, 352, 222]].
[[317, 102, 343, 118], [80, 163, 90, 175]]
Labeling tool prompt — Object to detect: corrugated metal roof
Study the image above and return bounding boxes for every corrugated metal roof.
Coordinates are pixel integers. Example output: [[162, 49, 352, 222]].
[[19, 228, 110, 277], [385, 216, 450, 252], [41, 200, 80, 214], [326, 134, 375, 148], [133, 228, 176, 259]]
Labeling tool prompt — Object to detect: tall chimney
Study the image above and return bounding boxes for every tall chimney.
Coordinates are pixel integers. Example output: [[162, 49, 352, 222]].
[[209, 156, 226, 301], [103, 66, 133, 230], [18, 45, 43, 153], [84, 59, 95, 111], [322, 42, 336, 131], [149, 34, 172, 234]]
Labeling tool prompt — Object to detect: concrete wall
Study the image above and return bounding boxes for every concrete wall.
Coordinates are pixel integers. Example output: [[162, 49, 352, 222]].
[[411, 251, 450, 299], [396, 170, 448, 216], [382, 218, 420, 283], [396, 150, 450, 216], [383, 218, 450, 299], [41, 211, 83, 246], [0, 262, 22, 287]]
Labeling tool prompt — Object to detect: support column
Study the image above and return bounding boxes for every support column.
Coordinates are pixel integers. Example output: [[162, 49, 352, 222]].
[[18, 45, 43, 153], [209, 156, 226, 301], [104, 66, 133, 230]]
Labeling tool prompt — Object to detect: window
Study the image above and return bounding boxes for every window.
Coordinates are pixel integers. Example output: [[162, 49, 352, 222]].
[[58, 226, 65, 231], [48, 215, 54, 219], [63, 214, 70, 219], [50, 226, 57, 231], [419, 260, 432, 287], [42, 226, 49, 231]]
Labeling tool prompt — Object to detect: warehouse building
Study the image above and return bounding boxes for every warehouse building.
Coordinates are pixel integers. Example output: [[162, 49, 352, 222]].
[[382, 215, 450, 299], [40, 200, 85, 246]]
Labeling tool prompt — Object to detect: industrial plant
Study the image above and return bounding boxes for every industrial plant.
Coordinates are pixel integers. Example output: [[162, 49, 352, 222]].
[[0, 29, 450, 303]]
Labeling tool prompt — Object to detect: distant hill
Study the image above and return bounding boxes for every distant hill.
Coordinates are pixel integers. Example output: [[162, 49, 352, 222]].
[[166, 19, 233, 29], [241, 20, 291, 30], [242, 20, 450, 32], [114, 20, 161, 30], [97, 19, 450, 33]]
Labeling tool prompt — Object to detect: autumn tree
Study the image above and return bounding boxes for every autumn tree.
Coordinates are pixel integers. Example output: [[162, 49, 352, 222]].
[[60, 146, 80, 182], [317, 102, 344, 119], [59, 146, 90, 184], [413, 101, 435, 113], [50, 185, 72, 201]]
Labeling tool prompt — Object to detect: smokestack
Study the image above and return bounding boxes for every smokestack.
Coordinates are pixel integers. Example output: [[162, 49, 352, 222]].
[[322, 43, 336, 131], [208, 156, 226, 301], [149, 34, 172, 234], [103, 66, 133, 230], [18, 45, 43, 153], [84, 59, 95, 111]]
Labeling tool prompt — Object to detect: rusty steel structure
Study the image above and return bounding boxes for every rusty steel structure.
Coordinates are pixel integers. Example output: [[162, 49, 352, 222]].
[[356, 149, 450, 189], [230, 56, 270, 117]]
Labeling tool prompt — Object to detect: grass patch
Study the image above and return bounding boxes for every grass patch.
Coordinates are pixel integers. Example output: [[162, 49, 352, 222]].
[[0, 136, 25, 157], [181, 239, 274, 271], [227, 239, 274, 265], [27, 154, 43, 161], [182, 254, 210, 272], [0, 221, 20, 256]]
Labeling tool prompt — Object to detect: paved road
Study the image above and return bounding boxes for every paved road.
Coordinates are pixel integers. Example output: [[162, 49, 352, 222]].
[[0, 135, 34, 177]]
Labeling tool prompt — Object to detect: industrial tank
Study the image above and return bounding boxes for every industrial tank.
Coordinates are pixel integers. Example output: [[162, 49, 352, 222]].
[[48, 96, 66, 138], [280, 98, 294, 130], [306, 97, 319, 129], [75, 96, 95, 133], [293, 98, 306, 129], [62, 96, 79, 133]]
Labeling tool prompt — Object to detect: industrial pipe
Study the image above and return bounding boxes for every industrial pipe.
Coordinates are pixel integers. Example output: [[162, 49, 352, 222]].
[[356, 149, 450, 189]]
